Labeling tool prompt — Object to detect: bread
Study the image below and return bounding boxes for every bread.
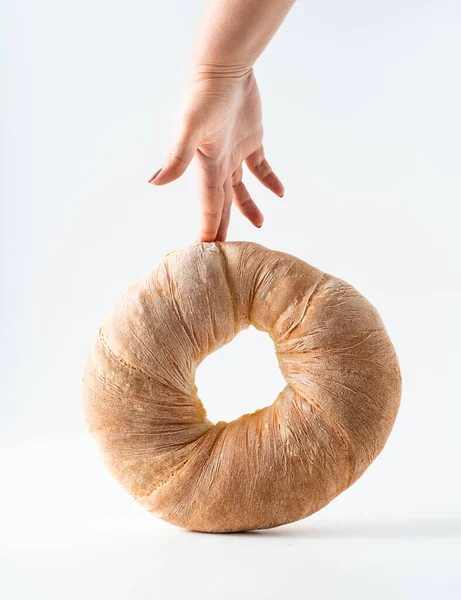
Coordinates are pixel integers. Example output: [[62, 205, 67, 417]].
[[82, 242, 401, 532]]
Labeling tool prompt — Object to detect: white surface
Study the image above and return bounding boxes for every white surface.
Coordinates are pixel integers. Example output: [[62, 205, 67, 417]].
[[1, 0, 461, 598], [1, 439, 460, 600]]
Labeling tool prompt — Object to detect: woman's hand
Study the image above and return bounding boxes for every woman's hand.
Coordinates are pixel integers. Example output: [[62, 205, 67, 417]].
[[149, 67, 284, 242]]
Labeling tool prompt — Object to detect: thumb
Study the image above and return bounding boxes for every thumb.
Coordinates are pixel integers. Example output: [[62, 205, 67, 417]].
[[149, 127, 199, 186]]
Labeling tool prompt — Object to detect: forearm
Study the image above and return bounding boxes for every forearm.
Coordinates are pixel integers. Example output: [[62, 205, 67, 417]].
[[190, 0, 295, 78]]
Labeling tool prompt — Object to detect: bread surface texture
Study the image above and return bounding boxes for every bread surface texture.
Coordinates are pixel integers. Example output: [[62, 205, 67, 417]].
[[82, 242, 401, 532]]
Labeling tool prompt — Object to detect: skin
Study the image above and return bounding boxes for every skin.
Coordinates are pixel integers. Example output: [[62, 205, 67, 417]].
[[149, 0, 296, 242]]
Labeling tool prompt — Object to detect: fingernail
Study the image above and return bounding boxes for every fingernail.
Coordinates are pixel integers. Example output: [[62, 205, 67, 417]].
[[148, 168, 162, 183], [279, 193, 284, 198]]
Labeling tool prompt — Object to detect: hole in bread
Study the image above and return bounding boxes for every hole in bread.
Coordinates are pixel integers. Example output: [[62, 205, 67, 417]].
[[195, 327, 286, 424]]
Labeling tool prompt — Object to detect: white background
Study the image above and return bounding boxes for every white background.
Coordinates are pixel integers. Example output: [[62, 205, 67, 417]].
[[1, 0, 460, 598]]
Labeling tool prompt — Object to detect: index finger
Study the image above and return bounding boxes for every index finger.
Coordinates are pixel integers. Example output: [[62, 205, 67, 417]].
[[197, 162, 225, 242]]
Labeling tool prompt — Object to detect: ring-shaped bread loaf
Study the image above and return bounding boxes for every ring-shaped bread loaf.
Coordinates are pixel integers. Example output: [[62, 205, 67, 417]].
[[82, 242, 401, 532]]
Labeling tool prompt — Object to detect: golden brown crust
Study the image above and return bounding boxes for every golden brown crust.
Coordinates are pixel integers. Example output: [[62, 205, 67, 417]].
[[82, 242, 401, 532]]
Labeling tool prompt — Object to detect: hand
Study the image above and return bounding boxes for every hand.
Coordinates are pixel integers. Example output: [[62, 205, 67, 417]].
[[149, 67, 284, 242]]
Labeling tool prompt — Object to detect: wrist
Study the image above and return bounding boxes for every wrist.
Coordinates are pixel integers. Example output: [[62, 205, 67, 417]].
[[188, 63, 254, 85]]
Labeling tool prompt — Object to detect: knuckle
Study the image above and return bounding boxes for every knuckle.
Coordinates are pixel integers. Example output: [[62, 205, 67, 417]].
[[167, 151, 189, 166], [203, 211, 221, 220], [204, 181, 222, 191], [256, 160, 272, 177]]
